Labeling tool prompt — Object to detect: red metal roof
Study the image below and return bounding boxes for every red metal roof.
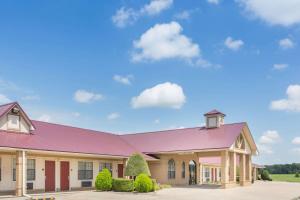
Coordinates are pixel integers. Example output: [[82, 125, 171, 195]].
[[0, 102, 16, 118], [204, 109, 225, 116], [0, 102, 247, 158], [120, 123, 245, 153]]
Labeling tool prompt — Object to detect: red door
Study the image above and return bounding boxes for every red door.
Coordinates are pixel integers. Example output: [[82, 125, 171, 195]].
[[118, 164, 123, 178], [60, 161, 69, 191], [45, 161, 55, 192]]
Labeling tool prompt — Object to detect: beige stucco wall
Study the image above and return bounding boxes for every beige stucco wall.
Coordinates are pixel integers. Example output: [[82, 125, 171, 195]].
[[148, 153, 200, 185], [0, 153, 124, 192]]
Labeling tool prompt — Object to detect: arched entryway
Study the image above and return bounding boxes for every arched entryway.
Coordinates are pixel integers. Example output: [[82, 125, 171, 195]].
[[189, 160, 197, 185]]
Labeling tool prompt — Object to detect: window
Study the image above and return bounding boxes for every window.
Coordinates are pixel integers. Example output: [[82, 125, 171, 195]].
[[27, 159, 35, 181], [12, 158, 16, 181], [208, 117, 217, 128], [168, 159, 175, 179], [99, 162, 112, 174], [78, 161, 93, 180], [181, 162, 185, 178], [8, 114, 20, 130], [205, 167, 210, 182]]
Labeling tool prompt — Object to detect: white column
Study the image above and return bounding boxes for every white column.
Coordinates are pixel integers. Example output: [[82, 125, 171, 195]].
[[229, 152, 236, 183], [239, 154, 246, 186]]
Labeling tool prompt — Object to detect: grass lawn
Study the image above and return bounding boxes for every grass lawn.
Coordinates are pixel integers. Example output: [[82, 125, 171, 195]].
[[270, 174, 300, 183]]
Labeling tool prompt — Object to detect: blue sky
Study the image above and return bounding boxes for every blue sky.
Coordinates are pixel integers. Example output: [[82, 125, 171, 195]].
[[0, 0, 300, 165]]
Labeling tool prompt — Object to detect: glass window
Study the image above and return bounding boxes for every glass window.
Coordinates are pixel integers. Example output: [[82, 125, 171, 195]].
[[12, 158, 16, 181], [168, 159, 175, 179], [99, 162, 112, 174], [78, 161, 93, 180], [205, 167, 210, 182], [27, 159, 35, 181], [181, 162, 185, 178]]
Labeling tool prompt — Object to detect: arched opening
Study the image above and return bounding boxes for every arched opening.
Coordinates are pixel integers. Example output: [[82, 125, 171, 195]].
[[189, 160, 197, 185], [168, 159, 175, 179]]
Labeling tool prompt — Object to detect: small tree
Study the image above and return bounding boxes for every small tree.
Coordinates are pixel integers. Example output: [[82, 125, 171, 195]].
[[295, 172, 300, 178], [125, 153, 151, 178], [95, 168, 112, 191], [261, 170, 272, 181]]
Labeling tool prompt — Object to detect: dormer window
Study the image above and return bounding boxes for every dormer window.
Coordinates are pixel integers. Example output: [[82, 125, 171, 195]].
[[8, 114, 20, 130], [208, 117, 217, 128]]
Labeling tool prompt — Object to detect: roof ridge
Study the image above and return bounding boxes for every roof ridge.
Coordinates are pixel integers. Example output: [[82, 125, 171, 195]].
[[0, 101, 17, 107], [121, 122, 246, 136]]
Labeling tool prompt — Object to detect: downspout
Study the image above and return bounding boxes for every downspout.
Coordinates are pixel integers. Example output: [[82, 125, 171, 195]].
[[22, 151, 31, 198]]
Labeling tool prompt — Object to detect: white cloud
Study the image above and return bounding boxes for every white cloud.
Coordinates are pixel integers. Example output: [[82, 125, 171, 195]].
[[292, 137, 300, 145], [131, 82, 186, 109], [207, 0, 219, 5], [238, 0, 300, 26], [113, 75, 134, 85], [112, 7, 138, 28], [257, 144, 273, 154], [224, 37, 244, 51], [112, 0, 173, 28], [22, 95, 40, 101], [174, 10, 191, 20], [279, 38, 294, 49], [132, 21, 200, 62], [0, 94, 11, 104], [141, 0, 173, 16], [259, 130, 280, 144], [38, 114, 52, 122], [273, 63, 288, 70], [270, 84, 300, 112], [107, 112, 120, 120], [74, 90, 103, 103]]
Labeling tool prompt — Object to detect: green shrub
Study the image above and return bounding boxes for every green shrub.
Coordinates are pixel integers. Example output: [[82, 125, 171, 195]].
[[95, 168, 112, 191], [261, 170, 272, 181], [125, 153, 151, 177], [134, 174, 153, 193], [112, 178, 134, 192], [295, 172, 300, 178]]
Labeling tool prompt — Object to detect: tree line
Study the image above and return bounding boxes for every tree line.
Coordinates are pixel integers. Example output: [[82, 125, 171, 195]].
[[265, 163, 300, 174]]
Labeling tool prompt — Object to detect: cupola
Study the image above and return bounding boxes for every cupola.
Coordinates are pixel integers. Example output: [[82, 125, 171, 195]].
[[204, 109, 225, 129]]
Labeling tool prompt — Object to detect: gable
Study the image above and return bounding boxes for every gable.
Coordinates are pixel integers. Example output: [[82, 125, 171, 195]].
[[0, 103, 34, 133], [230, 124, 258, 155]]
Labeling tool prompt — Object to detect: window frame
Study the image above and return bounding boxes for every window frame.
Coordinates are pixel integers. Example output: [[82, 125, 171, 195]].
[[27, 159, 36, 181], [78, 161, 93, 180]]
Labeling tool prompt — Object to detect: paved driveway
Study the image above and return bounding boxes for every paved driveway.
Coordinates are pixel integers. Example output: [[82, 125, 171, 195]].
[[1, 181, 299, 200]]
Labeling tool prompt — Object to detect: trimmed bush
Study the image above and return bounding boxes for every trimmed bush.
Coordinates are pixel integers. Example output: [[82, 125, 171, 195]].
[[112, 178, 134, 192], [134, 174, 153, 193], [295, 172, 300, 178], [125, 153, 151, 177], [261, 170, 272, 181], [95, 168, 112, 191]]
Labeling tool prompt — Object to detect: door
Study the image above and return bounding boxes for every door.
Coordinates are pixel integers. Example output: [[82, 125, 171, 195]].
[[60, 161, 70, 191], [189, 160, 197, 185], [118, 164, 123, 178], [45, 161, 55, 192]]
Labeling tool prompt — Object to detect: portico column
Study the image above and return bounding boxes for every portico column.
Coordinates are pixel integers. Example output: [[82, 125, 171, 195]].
[[221, 151, 229, 188], [239, 154, 246, 186], [16, 151, 26, 197], [247, 155, 252, 182], [199, 163, 203, 185], [229, 152, 236, 183]]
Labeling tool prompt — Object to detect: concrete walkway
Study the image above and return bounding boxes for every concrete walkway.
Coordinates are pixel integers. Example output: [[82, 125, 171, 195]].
[[1, 181, 299, 200]]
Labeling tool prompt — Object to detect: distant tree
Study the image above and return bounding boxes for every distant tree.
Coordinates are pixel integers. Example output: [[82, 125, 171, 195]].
[[125, 153, 151, 178]]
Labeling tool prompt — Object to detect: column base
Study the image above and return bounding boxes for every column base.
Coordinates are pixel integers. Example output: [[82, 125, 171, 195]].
[[221, 182, 239, 189], [240, 180, 251, 186]]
